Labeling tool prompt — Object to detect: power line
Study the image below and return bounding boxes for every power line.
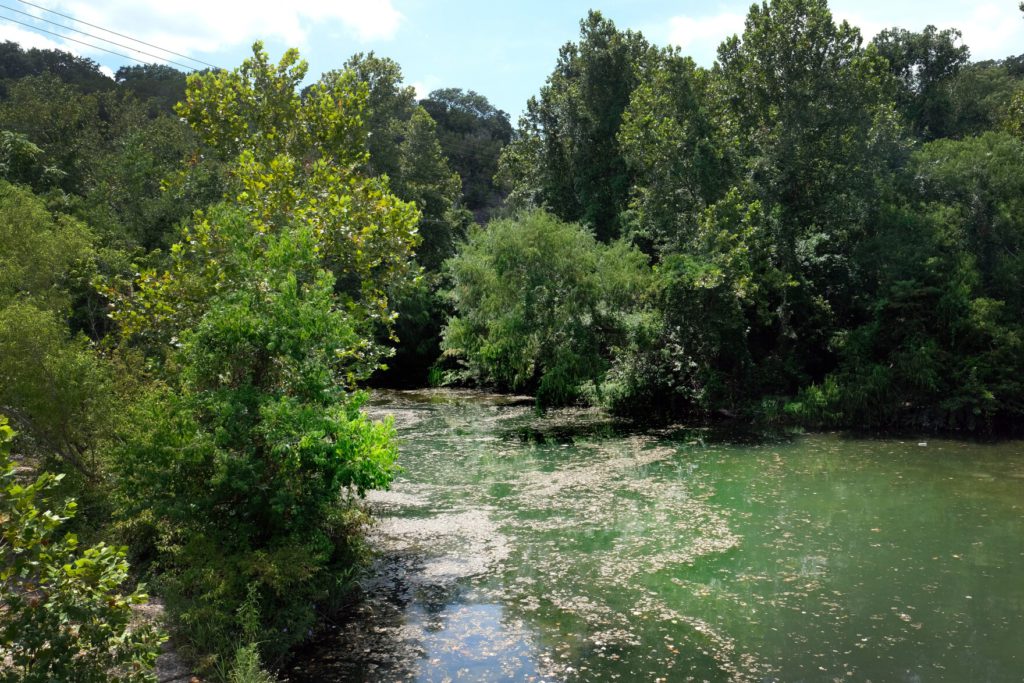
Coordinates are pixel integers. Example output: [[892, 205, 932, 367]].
[[0, 4, 208, 71], [0, 13, 195, 70], [12, 0, 219, 69]]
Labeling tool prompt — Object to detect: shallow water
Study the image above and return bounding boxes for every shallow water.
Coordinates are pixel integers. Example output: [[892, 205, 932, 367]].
[[287, 389, 1024, 682]]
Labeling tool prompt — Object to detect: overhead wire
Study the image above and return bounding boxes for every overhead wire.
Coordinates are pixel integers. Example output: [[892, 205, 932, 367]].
[[12, 0, 222, 69], [0, 14, 182, 68], [0, 3, 209, 71]]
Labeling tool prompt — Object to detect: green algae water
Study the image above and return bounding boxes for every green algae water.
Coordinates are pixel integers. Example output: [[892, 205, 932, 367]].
[[288, 390, 1024, 682]]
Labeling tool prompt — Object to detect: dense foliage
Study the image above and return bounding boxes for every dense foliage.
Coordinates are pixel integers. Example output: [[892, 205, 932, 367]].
[[1, 0, 1022, 677], [441, 211, 647, 405], [1, 417, 163, 683], [105, 45, 414, 668], [468, 0, 1024, 433]]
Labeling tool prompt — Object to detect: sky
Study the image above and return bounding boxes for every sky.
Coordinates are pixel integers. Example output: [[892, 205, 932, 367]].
[[1, 0, 1022, 118]]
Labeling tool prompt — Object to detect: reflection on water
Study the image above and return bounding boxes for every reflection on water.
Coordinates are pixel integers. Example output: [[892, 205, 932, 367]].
[[287, 389, 1024, 682]]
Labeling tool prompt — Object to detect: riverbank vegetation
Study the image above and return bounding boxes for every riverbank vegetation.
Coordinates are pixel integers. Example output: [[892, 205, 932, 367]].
[[1, 0, 1022, 679]]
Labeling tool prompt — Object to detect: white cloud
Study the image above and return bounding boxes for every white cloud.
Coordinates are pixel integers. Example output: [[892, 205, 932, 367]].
[[953, 2, 1024, 61], [831, 1, 1022, 59], [410, 81, 429, 101], [7, 0, 403, 63], [0, 21, 68, 51], [666, 11, 746, 64], [831, 9, 886, 42]]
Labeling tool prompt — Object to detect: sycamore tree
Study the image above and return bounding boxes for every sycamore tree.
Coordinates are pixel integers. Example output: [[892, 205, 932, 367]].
[[105, 44, 419, 668]]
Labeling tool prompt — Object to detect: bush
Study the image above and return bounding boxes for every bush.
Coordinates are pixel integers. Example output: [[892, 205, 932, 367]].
[[111, 216, 399, 668], [441, 210, 648, 406], [0, 416, 164, 683]]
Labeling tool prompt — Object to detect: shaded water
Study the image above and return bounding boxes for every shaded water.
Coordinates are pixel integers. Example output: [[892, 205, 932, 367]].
[[288, 390, 1024, 682]]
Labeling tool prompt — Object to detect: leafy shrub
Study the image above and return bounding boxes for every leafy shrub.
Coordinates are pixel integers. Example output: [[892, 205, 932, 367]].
[[111, 215, 398, 668], [0, 416, 164, 683], [441, 210, 648, 406]]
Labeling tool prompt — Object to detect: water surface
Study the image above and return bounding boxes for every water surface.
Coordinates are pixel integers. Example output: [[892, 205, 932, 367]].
[[288, 390, 1024, 682]]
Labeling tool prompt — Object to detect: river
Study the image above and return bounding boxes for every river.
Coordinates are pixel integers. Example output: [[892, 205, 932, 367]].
[[287, 389, 1024, 682]]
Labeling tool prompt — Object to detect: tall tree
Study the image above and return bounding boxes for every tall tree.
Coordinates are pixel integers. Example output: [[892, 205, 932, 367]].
[[109, 43, 416, 666], [497, 11, 656, 241], [872, 25, 969, 139], [322, 52, 416, 181], [618, 47, 732, 254], [714, 0, 905, 385]]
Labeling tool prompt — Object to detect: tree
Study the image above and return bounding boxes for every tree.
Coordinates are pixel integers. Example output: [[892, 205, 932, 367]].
[[1, 416, 163, 683], [421, 88, 512, 215], [115, 64, 188, 116], [393, 107, 465, 272], [497, 11, 656, 241], [618, 47, 732, 254], [441, 211, 648, 406], [113, 208, 400, 665], [1005, 89, 1024, 139], [0, 182, 118, 478], [0, 41, 113, 94], [947, 58, 1024, 138], [713, 0, 905, 388], [797, 132, 1024, 432], [873, 25, 969, 139], [117, 43, 419, 352], [601, 190, 792, 418], [0, 74, 103, 193], [328, 54, 467, 270], [107, 44, 416, 668], [322, 52, 416, 180], [0, 130, 44, 186]]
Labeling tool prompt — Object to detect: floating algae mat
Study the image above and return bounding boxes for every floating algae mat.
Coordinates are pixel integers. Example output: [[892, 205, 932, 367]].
[[287, 389, 1024, 682]]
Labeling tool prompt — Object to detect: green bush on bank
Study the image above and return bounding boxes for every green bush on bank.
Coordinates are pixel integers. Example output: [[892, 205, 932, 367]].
[[0, 416, 164, 683]]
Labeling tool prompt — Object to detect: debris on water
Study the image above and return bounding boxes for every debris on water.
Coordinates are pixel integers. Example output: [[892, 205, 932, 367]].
[[284, 389, 1024, 683]]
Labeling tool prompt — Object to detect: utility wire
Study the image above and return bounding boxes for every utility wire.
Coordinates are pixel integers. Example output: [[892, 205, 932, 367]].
[[12, 0, 219, 69], [0, 13, 196, 70], [0, 4, 207, 71]]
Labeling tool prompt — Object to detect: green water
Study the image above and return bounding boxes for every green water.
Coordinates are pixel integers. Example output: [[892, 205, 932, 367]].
[[289, 390, 1024, 682]]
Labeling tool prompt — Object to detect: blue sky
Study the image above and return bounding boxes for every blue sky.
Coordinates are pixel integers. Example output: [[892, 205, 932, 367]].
[[2, 1, 1022, 118]]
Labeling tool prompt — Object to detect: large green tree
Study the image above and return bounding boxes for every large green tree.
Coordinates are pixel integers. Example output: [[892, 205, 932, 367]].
[[714, 0, 905, 387], [497, 11, 656, 241], [872, 25, 969, 139], [799, 133, 1024, 432], [0, 182, 120, 479], [322, 52, 416, 181], [618, 47, 732, 254], [441, 211, 648, 406], [107, 44, 418, 667]]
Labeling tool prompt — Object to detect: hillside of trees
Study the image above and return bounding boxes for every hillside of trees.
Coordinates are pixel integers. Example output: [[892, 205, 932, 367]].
[[1, 0, 1023, 680]]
